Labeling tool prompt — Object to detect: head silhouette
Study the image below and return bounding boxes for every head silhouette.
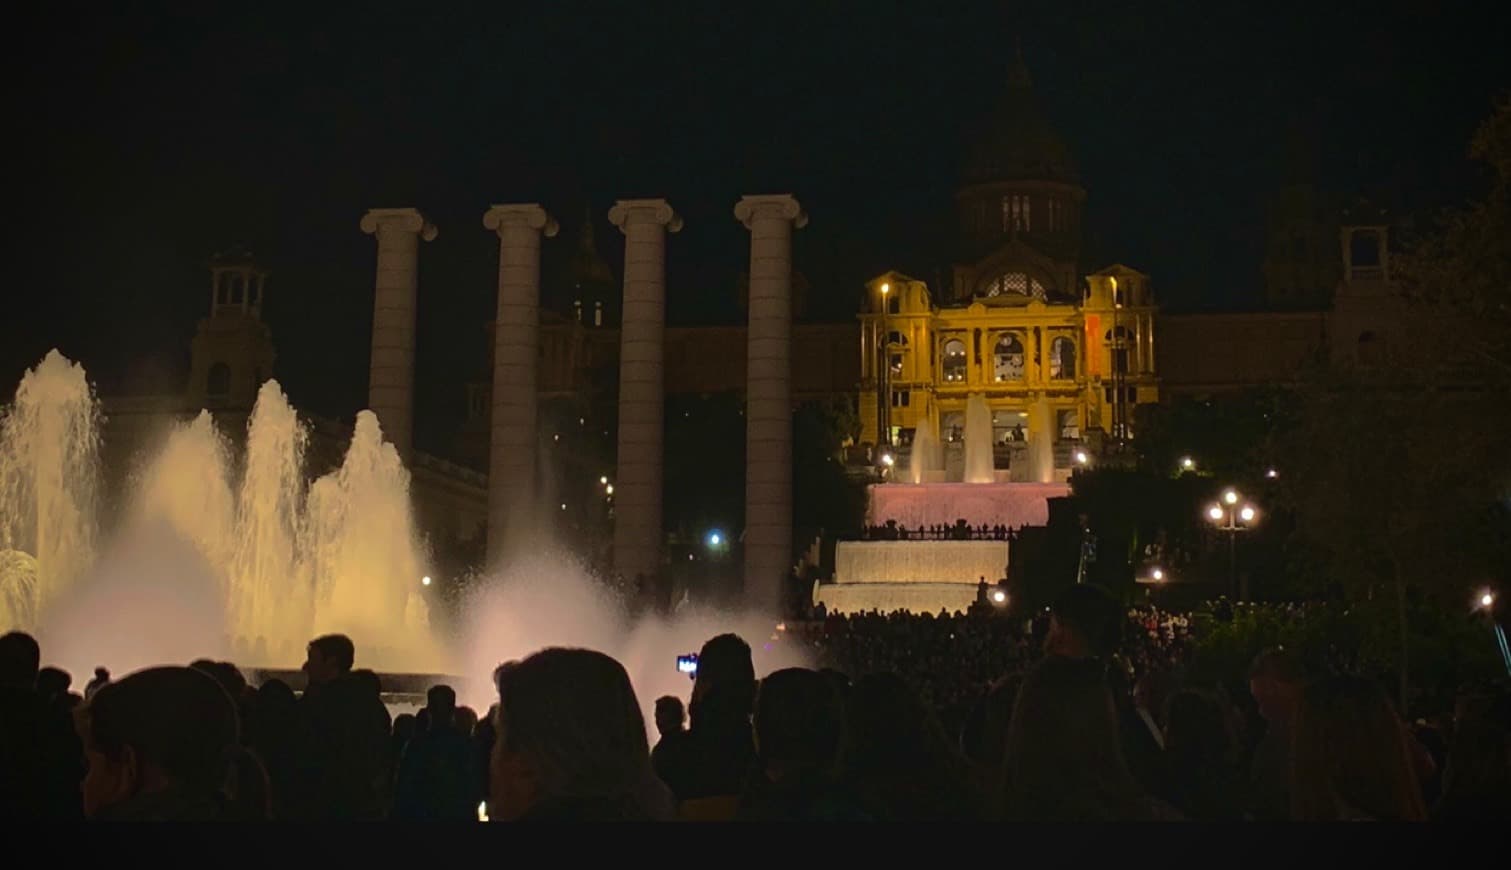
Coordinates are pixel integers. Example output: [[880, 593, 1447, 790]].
[[654, 695, 686, 737], [0, 631, 41, 690], [1044, 584, 1121, 659], [490, 648, 651, 821], [753, 668, 844, 782], [303, 634, 354, 686], [78, 666, 268, 820], [1291, 675, 1425, 821], [1002, 656, 1148, 820]]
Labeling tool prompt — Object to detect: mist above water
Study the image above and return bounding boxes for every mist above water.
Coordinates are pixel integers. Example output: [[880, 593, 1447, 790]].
[[458, 546, 810, 734]]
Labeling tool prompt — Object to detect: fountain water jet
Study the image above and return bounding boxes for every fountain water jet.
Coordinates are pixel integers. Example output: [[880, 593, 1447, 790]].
[[304, 410, 436, 672], [963, 394, 995, 484], [133, 411, 235, 596], [908, 418, 941, 485], [4, 353, 442, 676], [1028, 394, 1056, 483], [230, 381, 309, 662], [0, 350, 99, 628]]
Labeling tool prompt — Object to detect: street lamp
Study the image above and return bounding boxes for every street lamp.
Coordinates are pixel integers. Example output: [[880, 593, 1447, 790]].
[[1180, 456, 1196, 473], [421, 575, 432, 587], [1074, 450, 1090, 466], [1207, 488, 1259, 600], [878, 281, 892, 451]]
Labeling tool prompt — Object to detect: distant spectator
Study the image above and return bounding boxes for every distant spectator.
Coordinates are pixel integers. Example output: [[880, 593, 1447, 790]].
[[0, 631, 83, 820], [1044, 583, 1123, 660], [1433, 690, 1511, 820], [1161, 690, 1243, 820], [842, 673, 983, 821], [654, 634, 757, 818], [1291, 675, 1425, 821], [299, 634, 391, 820], [1247, 647, 1306, 821], [1002, 656, 1179, 821], [738, 668, 867, 821], [393, 685, 476, 820]]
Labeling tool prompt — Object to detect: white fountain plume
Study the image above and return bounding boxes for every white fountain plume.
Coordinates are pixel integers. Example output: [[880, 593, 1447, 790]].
[[304, 410, 438, 673], [0, 349, 100, 628], [963, 393, 995, 484], [229, 381, 309, 664], [909, 418, 941, 485], [1029, 393, 1055, 484], [133, 411, 235, 599]]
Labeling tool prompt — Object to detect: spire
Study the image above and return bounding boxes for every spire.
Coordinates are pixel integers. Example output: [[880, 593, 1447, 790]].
[[567, 202, 614, 287], [578, 203, 597, 255], [1007, 38, 1031, 93]]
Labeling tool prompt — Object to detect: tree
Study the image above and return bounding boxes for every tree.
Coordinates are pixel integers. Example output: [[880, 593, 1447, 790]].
[[1278, 99, 1511, 708]]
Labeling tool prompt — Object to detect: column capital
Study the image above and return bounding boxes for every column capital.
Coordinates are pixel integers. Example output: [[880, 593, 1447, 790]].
[[483, 203, 559, 238], [360, 207, 438, 241], [608, 198, 682, 233], [734, 194, 807, 230]]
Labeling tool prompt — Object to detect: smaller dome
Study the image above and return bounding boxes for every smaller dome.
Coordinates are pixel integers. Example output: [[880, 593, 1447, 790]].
[[962, 54, 1079, 187]]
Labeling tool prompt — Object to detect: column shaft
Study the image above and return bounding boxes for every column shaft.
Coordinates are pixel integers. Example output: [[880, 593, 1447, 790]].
[[610, 200, 681, 585], [483, 204, 557, 566], [736, 194, 806, 613], [361, 208, 436, 459]]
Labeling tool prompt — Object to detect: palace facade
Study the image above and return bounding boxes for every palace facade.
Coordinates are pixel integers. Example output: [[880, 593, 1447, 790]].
[[854, 57, 1156, 481]]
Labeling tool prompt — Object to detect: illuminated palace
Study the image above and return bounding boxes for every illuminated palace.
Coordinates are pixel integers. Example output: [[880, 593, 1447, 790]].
[[857, 60, 1154, 482]]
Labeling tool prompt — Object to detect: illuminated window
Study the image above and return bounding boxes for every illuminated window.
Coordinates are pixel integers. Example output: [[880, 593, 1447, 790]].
[[942, 339, 967, 382], [992, 334, 1025, 381], [1049, 336, 1076, 379], [1001, 194, 1030, 232], [984, 272, 1046, 299]]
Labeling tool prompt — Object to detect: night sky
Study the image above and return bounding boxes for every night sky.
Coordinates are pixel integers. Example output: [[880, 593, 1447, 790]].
[[6, 2, 1507, 454]]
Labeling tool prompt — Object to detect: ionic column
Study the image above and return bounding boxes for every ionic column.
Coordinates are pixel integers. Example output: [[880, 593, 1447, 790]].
[[609, 199, 682, 585], [736, 194, 806, 612], [360, 207, 437, 460], [483, 204, 558, 566]]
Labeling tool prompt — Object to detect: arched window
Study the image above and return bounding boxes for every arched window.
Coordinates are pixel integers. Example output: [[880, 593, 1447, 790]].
[[206, 363, 231, 397], [886, 331, 907, 347], [992, 333, 1025, 382], [1050, 336, 1077, 379], [942, 339, 967, 383], [983, 272, 1047, 300]]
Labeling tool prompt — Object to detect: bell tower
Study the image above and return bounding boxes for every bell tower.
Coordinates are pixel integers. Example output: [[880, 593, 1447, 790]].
[[188, 247, 276, 408]]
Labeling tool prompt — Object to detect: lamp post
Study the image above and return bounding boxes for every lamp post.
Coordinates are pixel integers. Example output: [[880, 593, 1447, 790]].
[[1207, 488, 1258, 600], [878, 282, 892, 454]]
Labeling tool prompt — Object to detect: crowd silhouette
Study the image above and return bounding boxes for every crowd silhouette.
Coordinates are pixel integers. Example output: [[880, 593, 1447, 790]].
[[1, 582, 1508, 821]]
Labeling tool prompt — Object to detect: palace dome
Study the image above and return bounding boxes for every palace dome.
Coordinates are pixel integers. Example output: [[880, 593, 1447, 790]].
[[962, 53, 1080, 187]]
